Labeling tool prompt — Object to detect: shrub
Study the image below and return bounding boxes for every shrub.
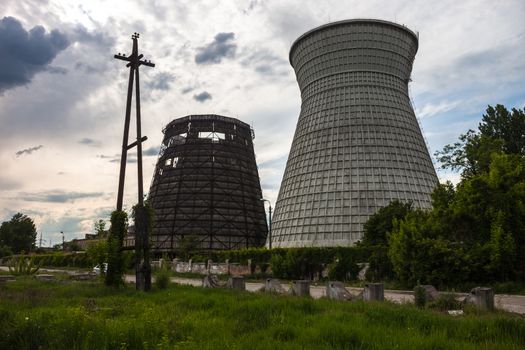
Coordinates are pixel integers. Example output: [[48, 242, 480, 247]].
[[155, 269, 170, 289], [0, 245, 13, 258], [327, 253, 359, 281], [414, 285, 426, 308], [428, 293, 462, 311], [8, 256, 40, 276], [105, 210, 128, 287]]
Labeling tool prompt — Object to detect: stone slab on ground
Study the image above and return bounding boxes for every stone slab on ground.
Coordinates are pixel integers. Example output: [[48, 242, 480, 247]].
[[326, 281, 354, 301]]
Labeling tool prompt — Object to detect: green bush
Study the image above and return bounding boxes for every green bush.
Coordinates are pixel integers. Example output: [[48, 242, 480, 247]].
[[414, 285, 426, 308], [365, 246, 394, 281], [428, 293, 462, 311], [155, 269, 171, 289], [327, 253, 360, 281], [8, 256, 40, 276], [105, 210, 128, 287], [0, 245, 13, 258]]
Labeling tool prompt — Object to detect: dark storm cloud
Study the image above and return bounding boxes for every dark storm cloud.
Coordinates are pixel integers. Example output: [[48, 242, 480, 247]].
[[18, 190, 103, 203], [195, 32, 237, 64], [15, 145, 43, 157], [143, 146, 160, 156], [146, 72, 175, 91], [0, 16, 70, 92], [193, 91, 212, 102]]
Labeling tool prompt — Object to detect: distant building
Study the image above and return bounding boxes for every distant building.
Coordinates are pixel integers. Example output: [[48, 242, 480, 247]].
[[66, 233, 103, 251], [271, 19, 438, 248]]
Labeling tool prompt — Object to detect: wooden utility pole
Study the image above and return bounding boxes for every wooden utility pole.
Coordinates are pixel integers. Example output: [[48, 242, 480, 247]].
[[114, 32, 154, 210], [114, 33, 155, 290]]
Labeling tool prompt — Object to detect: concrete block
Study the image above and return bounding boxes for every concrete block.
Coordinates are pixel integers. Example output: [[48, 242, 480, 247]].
[[202, 274, 224, 288], [265, 278, 286, 293], [290, 280, 310, 297], [36, 274, 56, 281], [227, 276, 246, 290], [421, 285, 440, 301], [326, 281, 353, 301], [363, 283, 384, 301], [465, 287, 494, 311]]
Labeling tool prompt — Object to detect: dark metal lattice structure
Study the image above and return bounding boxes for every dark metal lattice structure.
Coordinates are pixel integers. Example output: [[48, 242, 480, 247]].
[[271, 19, 439, 248], [148, 115, 268, 253]]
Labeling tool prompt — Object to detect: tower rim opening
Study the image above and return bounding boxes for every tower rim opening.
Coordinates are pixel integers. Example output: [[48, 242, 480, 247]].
[[289, 18, 419, 67]]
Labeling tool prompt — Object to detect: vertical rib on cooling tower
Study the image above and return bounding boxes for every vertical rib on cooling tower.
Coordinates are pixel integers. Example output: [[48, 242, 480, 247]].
[[271, 19, 438, 248], [148, 115, 268, 252]]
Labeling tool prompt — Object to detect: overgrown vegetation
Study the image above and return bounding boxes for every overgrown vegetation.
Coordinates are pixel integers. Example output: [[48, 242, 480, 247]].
[[105, 210, 128, 287], [0, 279, 524, 349], [356, 104, 525, 289], [7, 255, 40, 276]]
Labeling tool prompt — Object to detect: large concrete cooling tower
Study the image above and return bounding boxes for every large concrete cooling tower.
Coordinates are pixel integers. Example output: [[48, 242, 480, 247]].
[[148, 115, 268, 253], [271, 19, 438, 248]]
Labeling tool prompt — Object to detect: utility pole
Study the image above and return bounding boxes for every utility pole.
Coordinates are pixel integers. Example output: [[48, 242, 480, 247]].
[[61, 231, 64, 251], [114, 33, 155, 291], [114, 32, 154, 210]]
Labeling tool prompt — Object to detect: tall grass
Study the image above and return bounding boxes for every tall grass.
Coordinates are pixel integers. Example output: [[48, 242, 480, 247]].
[[0, 279, 524, 349]]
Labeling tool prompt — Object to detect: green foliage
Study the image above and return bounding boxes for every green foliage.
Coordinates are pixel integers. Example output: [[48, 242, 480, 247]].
[[132, 202, 155, 291], [428, 293, 462, 311], [176, 235, 201, 260], [479, 104, 525, 155], [362, 200, 413, 247], [1, 279, 525, 349], [365, 246, 394, 281], [0, 213, 37, 254], [327, 253, 360, 281], [414, 285, 426, 309], [155, 269, 171, 289], [435, 104, 525, 178], [8, 255, 40, 276], [93, 219, 107, 237], [388, 214, 469, 288], [0, 245, 13, 258], [268, 247, 369, 280], [85, 240, 108, 268], [105, 210, 128, 287], [486, 212, 516, 280]]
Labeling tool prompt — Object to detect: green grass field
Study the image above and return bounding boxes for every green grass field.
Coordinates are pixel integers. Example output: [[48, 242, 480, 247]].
[[1, 278, 524, 349]]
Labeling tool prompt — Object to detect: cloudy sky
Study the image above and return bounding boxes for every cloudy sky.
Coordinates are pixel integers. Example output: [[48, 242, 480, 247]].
[[0, 0, 524, 245]]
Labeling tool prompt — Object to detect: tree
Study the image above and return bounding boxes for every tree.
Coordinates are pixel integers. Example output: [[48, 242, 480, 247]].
[[388, 214, 469, 288], [86, 240, 108, 268], [176, 235, 201, 260], [479, 104, 525, 155], [0, 213, 37, 254], [486, 211, 516, 280], [362, 200, 413, 246], [94, 219, 107, 237], [435, 104, 525, 179]]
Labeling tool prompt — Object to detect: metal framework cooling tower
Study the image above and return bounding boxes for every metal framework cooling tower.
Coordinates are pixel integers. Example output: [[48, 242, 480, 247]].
[[148, 115, 268, 252], [271, 19, 438, 248]]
